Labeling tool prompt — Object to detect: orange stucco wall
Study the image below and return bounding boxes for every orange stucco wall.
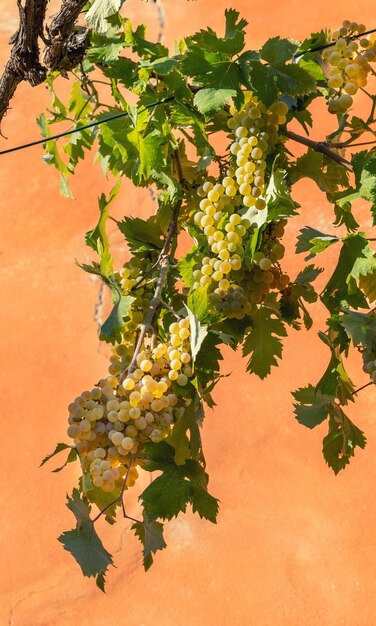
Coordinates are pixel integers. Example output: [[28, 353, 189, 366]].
[[1, 1, 376, 624]]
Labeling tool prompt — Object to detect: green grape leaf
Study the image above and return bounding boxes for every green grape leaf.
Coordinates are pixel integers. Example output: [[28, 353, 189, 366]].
[[272, 63, 316, 97], [351, 252, 376, 281], [296, 226, 339, 259], [279, 264, 322, 329], [333, 200, 360, 232], [187, 287, 208, 321], [293, 108, 313, 134], [132, 518, 167, 571], [323, 411, 366, 474], [193, 88, 237, 116], [167, 394, 204, 465], [58, 489, 113, 590], [190, 483, 219, 523], [266, 168, 299, 220], [290, 149, 346, 193], [87, 32, 126, 63], [340, 310, 376, 347], [185, 9, 247, 56], [137, 128, 167, 180], [332, 151, 376, 225], [249, 61, 279, 106], [40, 443, 74, 469], [315, 334, 356, 402], [185, 305, 209, 363], [86, 0, 125, 33], [243, 306, 287, 379], [224, 8, 248, 50], [298, 54, 326, 81], [101, 57, 136, 88], [140, 443, 218, 523], [178, 247, 199, 289], [118, 215, 164, 252], [86, 182, 121, 277], [292, 384, 334, 428], [322, 233, 372, 311], [180, 45, 245, 109], [140, 467, 192, 520], [100, 286, 135, 344], [359, 271, 376, 302], [260, 36, 299, 68]]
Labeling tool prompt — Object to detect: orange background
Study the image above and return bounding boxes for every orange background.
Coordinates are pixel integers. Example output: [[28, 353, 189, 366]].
[[1, 1, 376, 624]]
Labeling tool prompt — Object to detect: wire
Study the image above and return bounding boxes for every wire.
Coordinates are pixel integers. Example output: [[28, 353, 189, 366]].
[[0, 96, 175, 156], [293, 27, 376, 58], [1, 25, 376, 157]]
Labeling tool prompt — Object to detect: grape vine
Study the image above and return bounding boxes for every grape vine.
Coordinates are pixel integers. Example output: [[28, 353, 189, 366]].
[[32, 8, 376, 590]]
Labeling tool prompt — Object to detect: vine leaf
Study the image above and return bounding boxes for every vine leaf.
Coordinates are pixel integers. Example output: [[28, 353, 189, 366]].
[[243, 306, 287, 378], [249, 61, 279, 106], [296, 226, 339, 259], [100, 285, 135, 344], [187, 287, 208, 321], [185, 305, 209, 362], [323, 410, 367, 474], [40, 443, 77, 472], [58, 489, 114, 591], [132, 518, 167, 571], [336, 151, 376, 225], [266, 168, 299, 220], [272, 64, 316, 97], [118, 215, 164, 252], [260, 36, 299, 67], [86, 0, 125, 33], [340, 310, 376, 347], [193, 88, 236, 116], [86, 182, 121, 277], [167, 393, 204, 465], [322, 233, 372, 310], [292, 384, 334, 428], [140, 442, 219, 523], [279, 264, 322, 329]]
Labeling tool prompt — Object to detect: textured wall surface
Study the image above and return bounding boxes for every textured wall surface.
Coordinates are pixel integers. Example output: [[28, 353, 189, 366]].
[[0, 1, 375, 625]]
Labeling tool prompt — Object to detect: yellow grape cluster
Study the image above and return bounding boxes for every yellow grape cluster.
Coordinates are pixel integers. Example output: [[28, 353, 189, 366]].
[[193, 94, 288, 294], [192, 92, 290, 319], [322, 20, 376, 114], [67, 317, 193, 493], [208, 221, 290, 318], [110, 257, 154, 364]]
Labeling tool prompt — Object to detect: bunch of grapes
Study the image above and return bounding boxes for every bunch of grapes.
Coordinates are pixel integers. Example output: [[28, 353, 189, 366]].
[[226, 95, 288, 212], [67, 317, 193, 493], [108, 257, 156, 377], [191, 93, 289, 318], [322, 21, 376, 114], [207, 220, 290, 319]]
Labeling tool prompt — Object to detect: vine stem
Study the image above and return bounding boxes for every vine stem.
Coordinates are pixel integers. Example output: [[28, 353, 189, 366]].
[[159, 299, 182, 319], [351, 381, 374, 396], [91, 455, 142, 524], [120, 148, 184, 383], [284, 129, 353, 170]]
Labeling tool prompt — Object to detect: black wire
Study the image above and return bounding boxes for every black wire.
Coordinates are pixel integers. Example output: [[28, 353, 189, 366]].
[[0, 96, 175, 156], [293, 27, 376, 58], [1, 25, 375, 157]]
